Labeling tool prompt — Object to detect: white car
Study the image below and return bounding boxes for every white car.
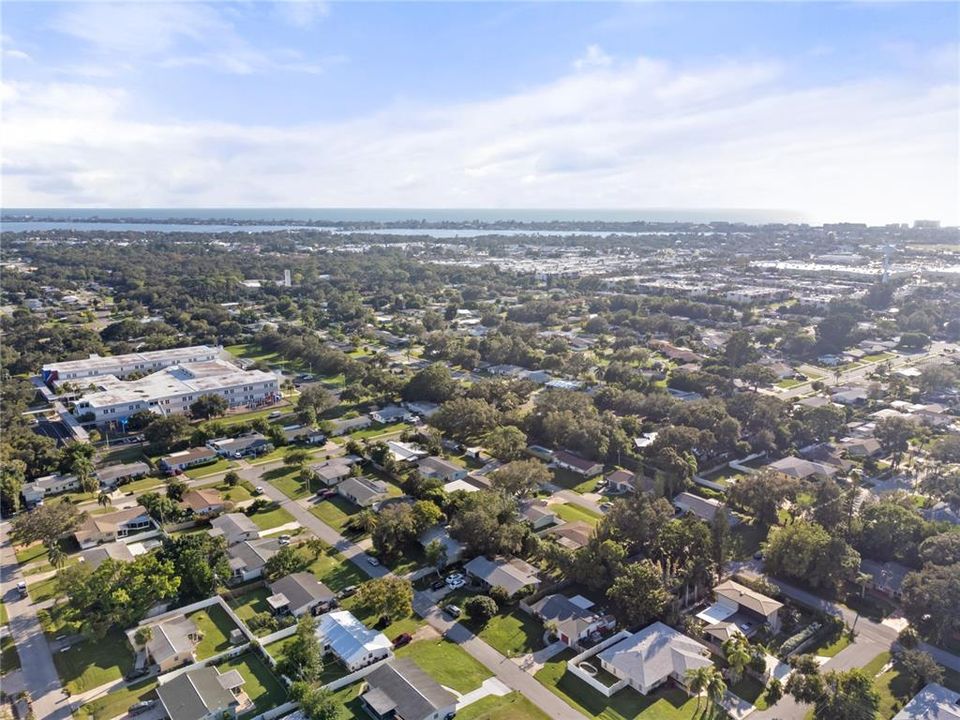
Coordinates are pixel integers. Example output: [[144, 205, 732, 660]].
[[445, 577, 466, 589], [367, 557, 380, 566], [445, 572, 464, 582]]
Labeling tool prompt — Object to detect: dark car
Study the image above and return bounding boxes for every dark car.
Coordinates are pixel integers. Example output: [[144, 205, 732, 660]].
[[128, 700, 155, 715], [337, 585, 358, 600], [318, 489, 337, 499], [393, 633, 412, 648], [125, 667, 150, 681], [431, 579, 446, 591]]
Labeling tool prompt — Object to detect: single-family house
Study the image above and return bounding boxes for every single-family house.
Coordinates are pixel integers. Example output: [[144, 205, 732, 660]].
[[673, 492, 727, 524], [226, 538, 280, 583], [74, 505, 153, 548], [860, 559, 912, 600], [157, 666, 248, 720], [520, 500, 557, 530], [267, 572, 335, 617], [315, 610, 393, 671], [418, 525, 464, 567], [79, 541, 137, 569], [528, 594, 615, 649], [405, 401, 440, 419], [892, 682, 960, 720], [386, 441, 428, 464], [337, 476, 389, 507], [96, 461, 150, 488], [207, 433, 272, 459], [281, 424, 326, 445], [210, 513, 260, 546], [582, 622, 712, 697], [464, 555, 541, 598], [840, 437, 882, 458], [310, 457, 356, 487], [159, 447, 218, 474], [544, 521, 594, 550], [767, 456, 838, 481], [360, 658, 458, 720], [369, 405, 411, 424], [138, 615, 200, 671], [181, 489, 225, 516], [553, 450, 603, 478], [696, 580, 783, 642], [924, 501, 960, 526], [329, 415, 373, 437], [417, 456, 468, 483], [21, 473, 80, 506]]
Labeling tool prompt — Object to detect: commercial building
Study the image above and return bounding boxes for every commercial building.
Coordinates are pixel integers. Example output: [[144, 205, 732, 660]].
[[42, 345, 221, 386], [70, 359, 279, 424]]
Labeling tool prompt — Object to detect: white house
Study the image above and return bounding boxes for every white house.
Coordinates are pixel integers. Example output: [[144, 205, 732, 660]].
[[697, 580, 784, 641], [21, 473, 80, 506], [315, 610, 393, 671]]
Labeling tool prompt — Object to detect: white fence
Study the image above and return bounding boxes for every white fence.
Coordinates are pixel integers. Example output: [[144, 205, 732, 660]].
[[324, 655, 392, 692], [563, 630, 631, 698]]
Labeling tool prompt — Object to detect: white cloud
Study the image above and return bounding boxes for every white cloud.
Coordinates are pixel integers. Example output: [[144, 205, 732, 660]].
[[574, 44, 613, 71], [49, 2, 337, 76], [2, 52, 957, 224]]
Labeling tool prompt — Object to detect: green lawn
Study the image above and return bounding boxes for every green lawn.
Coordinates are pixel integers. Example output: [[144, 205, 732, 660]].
[[395, 638, 493, 694], [340, 421, 410, 442], [0, 600, 7, 625], [1, 634, 21, 675], [53, 629, 134, 694], [458, 692, 552, 720], [729, 676, 770, 710], [227, 587, 273, 624], [225, 343, 281, 363], [189, 604, 240, 659], [116, 474, 166, 494], [249, 505, 296, 531], [27, 574, 62, 604], [553, 502, 602, 526], [811, 631, 851, 658], [551, 468, 601, 494], [339, 595, 423, 640], [264, 465, 312, 500], [729, 522, 766, 560], [216, 652, 288, 715], [99, 445, 149, 465], [307, 546, 368, 591], [184, 458, 236, 478], [197, 480, 253, 504], [310, 496, 361, 533], [874, 667, 917, 719], [75, 678, 158, 720], [535, 650, 702, 720], [220, 402, 294, 429], [466, 609, 546, 658], [15, 541, 49, 565]]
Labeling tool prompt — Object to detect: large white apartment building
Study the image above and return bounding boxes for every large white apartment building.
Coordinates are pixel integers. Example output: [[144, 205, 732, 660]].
[[42, 345, 221, 387], [71, 359, 280, 423]]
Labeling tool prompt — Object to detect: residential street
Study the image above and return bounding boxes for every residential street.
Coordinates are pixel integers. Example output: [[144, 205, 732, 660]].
[[0, 522, 72, 720]]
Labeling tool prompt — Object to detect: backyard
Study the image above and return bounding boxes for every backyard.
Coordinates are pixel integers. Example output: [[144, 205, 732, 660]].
[[535, 649, 703, 720], [552, 502, 603, 526], [551, 468, 601, 494], [188, 603, 240, 658], [216, 651, 289, 716]]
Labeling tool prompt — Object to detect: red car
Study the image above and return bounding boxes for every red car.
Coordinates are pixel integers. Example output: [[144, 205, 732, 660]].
[[393, 633, 412, 648]]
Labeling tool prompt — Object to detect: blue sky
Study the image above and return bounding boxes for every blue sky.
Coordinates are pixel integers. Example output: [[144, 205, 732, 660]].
[[2, 1, 958, 223]]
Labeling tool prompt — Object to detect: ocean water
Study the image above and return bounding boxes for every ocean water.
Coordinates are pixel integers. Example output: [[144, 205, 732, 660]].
[[2, 207, 800, 227]]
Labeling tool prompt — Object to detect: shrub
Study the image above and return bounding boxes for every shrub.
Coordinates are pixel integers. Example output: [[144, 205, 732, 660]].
[[465, 595, 499, 625]]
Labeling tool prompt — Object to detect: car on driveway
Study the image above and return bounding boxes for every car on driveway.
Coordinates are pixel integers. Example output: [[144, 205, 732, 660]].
[[367, 557, 380, 566], [446, 578, 466, 590], [125, 667, 150, 681], [444, 604, 462, 618], [393, 633, 412, 648], [128, 700, 156, 715], [253, 486, 265, 495], [431, 579, 446, 591]]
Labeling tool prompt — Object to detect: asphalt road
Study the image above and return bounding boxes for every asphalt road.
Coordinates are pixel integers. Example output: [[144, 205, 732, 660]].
[[0, 522, 72, 720]]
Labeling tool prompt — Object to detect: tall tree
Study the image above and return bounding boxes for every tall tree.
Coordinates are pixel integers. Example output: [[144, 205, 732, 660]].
[[279, 615, 324, 682], [605, 560, 670, 627]]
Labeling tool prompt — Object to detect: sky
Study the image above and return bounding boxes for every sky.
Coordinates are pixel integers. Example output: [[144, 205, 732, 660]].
[[1, 1, 958, 224]]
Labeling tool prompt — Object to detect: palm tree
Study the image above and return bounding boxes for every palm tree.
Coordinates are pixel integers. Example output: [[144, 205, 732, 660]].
[[704, 666, 727, 718], [722, 634, 752, 684], [350, 509, 378, 534], [685, 666, 711, 715], [47, 542, 66, 569], [97, 491, 112, 508]]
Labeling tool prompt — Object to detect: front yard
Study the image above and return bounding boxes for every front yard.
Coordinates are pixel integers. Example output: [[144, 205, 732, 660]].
[[53, 628, 134, 694], [248, 505, 296, 531], [551, 468, 601, 494], [310, 496, 362, 533], [552, 502, 602, 526], [535, 649, 702, 720], [395, 637, 493, 694], [76, 678, 158, 720], [307, 545, 369, 591], [466, 608, 546, 658], [458, 692, 552, 720]]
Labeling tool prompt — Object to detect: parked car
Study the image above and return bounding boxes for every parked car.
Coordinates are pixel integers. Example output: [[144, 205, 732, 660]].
[[445, 572, 464, 582], [337, 585, 358, 599], [278, 535, 291, 546], [128, 700, 155, 715], [16, 581, 27, 597], [446, 578, 466, 590], [125, 667, 150, 681], [318, 489, 337, 499], [253, 486, 265, 496], [444, 604, 462, 618], [599, 502, 613, 513], [392, 633, 412, 648], [431, 579, 446, 591], [367, 557, 380, 566]]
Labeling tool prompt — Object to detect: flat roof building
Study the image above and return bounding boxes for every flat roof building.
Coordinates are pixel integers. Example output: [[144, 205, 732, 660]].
[[42, 345, 220, 386]]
